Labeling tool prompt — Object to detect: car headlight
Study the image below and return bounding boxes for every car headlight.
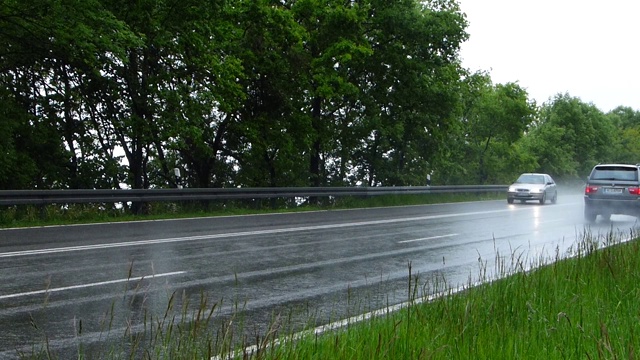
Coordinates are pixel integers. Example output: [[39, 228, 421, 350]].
[[508, 187, 516, 192]]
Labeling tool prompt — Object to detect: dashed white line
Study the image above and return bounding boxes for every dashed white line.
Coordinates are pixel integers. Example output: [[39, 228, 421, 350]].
[[0, 271, 186, 300], [0, 208, 523, 259], [398, 234, 459, 244]]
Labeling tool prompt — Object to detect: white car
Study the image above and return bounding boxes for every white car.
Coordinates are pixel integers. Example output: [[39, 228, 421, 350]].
[[507, 173, 557, 204]]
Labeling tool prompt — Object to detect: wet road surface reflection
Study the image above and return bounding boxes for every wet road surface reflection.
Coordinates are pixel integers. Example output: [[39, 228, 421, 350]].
[[0, 193, 638, 358]]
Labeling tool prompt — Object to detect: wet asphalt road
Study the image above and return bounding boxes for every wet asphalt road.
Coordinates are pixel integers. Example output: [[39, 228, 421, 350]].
[[0, 192, 638, 358]]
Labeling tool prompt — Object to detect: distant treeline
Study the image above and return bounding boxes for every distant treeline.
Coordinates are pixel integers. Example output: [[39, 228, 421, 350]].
[[1, 0, 638, 191]]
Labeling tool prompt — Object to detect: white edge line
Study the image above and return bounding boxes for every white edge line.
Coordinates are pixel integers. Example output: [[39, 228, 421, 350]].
[[0, 271, 186, 300], [210, 281, 478, 360]]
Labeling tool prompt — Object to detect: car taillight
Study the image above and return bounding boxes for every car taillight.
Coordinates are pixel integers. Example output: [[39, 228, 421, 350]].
[[628, 187, 640, 195], [585, 186, 598, 194]]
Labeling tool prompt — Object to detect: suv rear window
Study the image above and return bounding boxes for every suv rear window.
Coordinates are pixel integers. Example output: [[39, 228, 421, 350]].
[[590, 166, 638, 181]]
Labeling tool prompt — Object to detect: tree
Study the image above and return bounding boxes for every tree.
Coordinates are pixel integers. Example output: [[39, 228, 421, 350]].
[[224, 0, 311, 188], [1, 0, 546, 193], [522, 93, 616, 179], [290, 0, 374, 187], [0, 0, 135, 189], [607, 106, 640, 164], [460, 74, 537, 183], [351, 0, 469, 186], [0, 89, 67, 189]]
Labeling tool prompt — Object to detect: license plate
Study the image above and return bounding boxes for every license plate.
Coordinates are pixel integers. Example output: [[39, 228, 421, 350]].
[[604, 188, 623, 194]]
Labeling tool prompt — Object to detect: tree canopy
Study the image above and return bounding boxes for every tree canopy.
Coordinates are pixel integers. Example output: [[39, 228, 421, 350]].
[[1, 0, 638, 193]]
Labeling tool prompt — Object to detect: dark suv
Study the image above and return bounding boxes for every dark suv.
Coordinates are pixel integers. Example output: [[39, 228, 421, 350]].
[[584, 163, 640, 222]]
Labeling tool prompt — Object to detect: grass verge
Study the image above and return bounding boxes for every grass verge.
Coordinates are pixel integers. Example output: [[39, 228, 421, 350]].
[[0, 192, 503, 229]]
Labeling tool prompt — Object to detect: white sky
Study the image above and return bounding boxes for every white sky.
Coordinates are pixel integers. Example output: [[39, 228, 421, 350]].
[[457, 0, 640, 112]]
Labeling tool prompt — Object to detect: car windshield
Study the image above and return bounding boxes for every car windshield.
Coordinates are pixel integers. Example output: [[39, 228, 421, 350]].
[[515, 174, 545, 184], [591, 167, 638, 181]]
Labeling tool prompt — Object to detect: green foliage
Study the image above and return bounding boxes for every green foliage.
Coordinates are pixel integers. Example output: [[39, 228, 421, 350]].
[[350, 0, 468, 186], [2, 0, 639, 193], [523, 93, 617, 179], [456, 73, 537, 184], [0, 87, 70, 188], [606, 106, 640, 164], [228, 0, 312, 187], [0, 90, 28, 189]]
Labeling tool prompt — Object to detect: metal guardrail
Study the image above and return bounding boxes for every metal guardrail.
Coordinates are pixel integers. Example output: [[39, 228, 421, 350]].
[[0, 185, 508, 206]]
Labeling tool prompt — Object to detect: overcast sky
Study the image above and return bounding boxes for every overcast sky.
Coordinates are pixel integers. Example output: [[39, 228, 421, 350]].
[[457, 0, 640, 112]]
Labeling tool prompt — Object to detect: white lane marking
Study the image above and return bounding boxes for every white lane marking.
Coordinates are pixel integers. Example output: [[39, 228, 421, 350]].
[[0, 271, 186, 300], [0, 208, 520, 259], [539, 220, 563, 224], [398, 234, 458, 244]]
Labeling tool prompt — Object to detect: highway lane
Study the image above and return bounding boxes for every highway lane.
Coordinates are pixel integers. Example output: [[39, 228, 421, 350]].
[[0, 192, 638, 358]]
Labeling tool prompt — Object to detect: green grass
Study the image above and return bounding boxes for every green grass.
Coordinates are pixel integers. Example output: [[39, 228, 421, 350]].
[[0, 192, 503, 228]]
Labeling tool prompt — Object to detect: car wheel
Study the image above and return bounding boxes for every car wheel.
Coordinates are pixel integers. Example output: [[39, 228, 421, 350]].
[[539, 192, 546, 205], [551, 192, 557, 204], [507, 198, 514, 204], [584, 207, 597, 223]]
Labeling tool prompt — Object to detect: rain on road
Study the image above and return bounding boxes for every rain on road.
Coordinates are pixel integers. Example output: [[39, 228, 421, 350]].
[[0, 192, 637, 358]]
